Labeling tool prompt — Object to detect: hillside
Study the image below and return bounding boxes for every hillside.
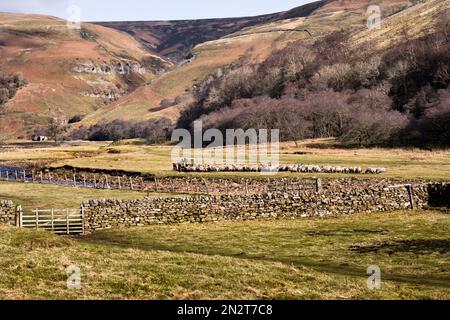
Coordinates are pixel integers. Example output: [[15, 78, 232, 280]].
[[97, 0, 412, 61], [174, 0, 450, 147], [79, 0, 414, 127], [96, 0, 328, 61], [0, 0, 440, 139], [0, 13, 171, 137]]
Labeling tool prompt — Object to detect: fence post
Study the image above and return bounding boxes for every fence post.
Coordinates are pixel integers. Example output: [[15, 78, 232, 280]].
[[105, 175, 110, 189], [154, 178, 158, 192], [130, 177, 134, 190], [93, 174, 97, 188], [23, 170, 26, 182], [81, 206, 85, 235], [83, 174, 87, 187], [66, 208, 70, 235], [15, 205, 22, 227], [15, 171, 18, 181], [118, 176, 121, 189], [73, 174, 77, 187], [51, 208, 54, 232], [407, 184, 414, 210], [32, 171, 35, 183], [40, 171, 43, 183], [316, 178, 323, 193]]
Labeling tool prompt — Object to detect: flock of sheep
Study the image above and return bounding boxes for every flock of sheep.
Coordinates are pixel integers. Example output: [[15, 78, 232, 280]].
[[173, 163, 387, 174]]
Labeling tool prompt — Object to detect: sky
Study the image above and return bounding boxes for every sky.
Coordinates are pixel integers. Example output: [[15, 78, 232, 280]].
[[0, 0, 315, 21]]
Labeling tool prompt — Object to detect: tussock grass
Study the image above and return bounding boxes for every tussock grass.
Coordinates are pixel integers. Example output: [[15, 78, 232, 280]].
[[0, 210, 448, 299]]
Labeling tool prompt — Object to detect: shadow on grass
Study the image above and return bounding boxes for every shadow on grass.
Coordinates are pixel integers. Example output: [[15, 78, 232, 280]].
[[349, 239, 450, 255], [81, 233, 450, 289], [305, 229, 389, 237]]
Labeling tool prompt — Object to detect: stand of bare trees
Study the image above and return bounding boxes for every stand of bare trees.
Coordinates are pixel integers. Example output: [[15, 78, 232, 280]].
[[68, 118, 173, 143], [177, 15, 450, 148]]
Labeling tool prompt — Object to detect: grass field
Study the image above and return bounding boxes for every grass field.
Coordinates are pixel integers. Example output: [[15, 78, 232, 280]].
[[1, 140, 449, 300], [0, 181, 175, 209], [0, 210, 448, 299], [1, 139, 450, 180]]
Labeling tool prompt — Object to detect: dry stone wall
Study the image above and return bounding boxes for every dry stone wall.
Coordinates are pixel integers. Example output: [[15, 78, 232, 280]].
[[31, 167, 433, 196], [3, 182, 447, 233], [82, 184, 429, 232], [0, 200, 15, 225]]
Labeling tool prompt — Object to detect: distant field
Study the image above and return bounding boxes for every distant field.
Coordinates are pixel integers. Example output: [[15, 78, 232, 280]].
[[0, 181, 175, 209], [0, 210, 448, 299], [1, 139, 449, 180]]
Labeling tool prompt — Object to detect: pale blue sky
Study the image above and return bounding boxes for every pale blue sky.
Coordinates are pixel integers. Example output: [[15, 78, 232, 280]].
[[0, 0, 315, 21]]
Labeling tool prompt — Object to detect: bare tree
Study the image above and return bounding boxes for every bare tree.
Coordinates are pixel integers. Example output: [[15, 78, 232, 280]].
[[341, 107, 408, 146], [47, 118, 67, 144]]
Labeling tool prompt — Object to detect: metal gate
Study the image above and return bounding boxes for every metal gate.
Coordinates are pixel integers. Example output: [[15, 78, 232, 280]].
[[18, 208, 84, 235]]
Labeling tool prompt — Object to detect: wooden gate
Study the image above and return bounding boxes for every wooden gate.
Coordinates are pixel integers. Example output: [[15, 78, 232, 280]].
[[18, 208, 84, 235]]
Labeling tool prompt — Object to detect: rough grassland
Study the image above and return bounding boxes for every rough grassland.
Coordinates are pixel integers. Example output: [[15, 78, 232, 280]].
[[1, 139, 448, 180], [0, 210, 448, 299], [0, 181, 176, 209]]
